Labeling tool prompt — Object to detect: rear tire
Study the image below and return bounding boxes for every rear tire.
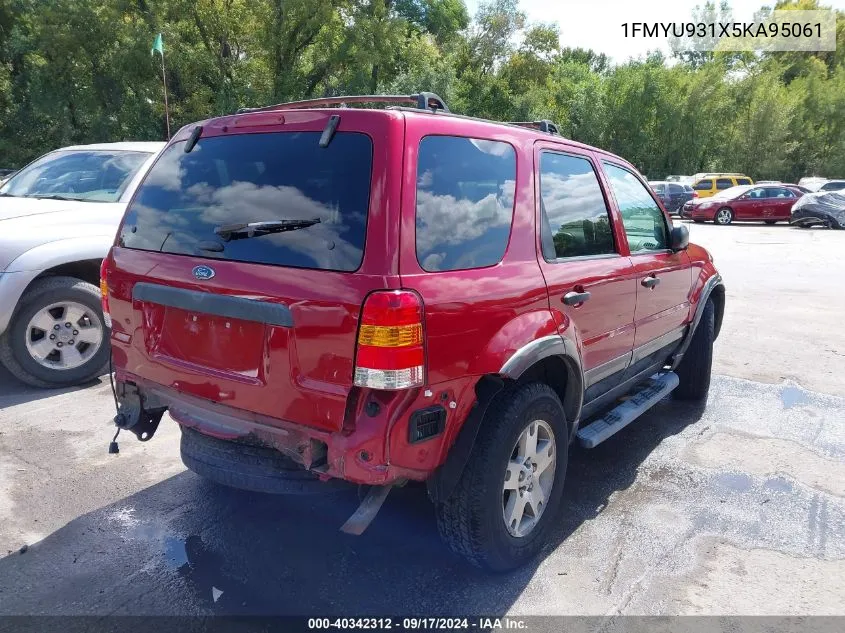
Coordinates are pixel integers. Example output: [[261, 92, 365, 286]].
[[435, 383, 568, 572], [674, 299, 715, 401], [693, 219, 704, 223], [764, 220, 777, 225], [180, 427, 346, 495]]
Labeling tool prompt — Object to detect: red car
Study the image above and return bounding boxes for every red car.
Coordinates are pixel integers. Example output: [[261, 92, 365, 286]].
[[683, 184, 805, 225], [101, 93, 725, 570]]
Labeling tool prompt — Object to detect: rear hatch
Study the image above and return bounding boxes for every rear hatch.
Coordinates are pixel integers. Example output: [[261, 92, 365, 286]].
[[106, 109, 403, 433]]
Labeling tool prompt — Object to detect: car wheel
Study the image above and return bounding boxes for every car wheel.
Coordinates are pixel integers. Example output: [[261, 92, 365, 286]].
[[715, 207, 733, 225], [180, 427, 348, 495], [674, 299, 714, 401], [435, 383, 568, 571], [0, 276, 109, 388], [693, 219, 704, 223], [764, 220, 777, 225]]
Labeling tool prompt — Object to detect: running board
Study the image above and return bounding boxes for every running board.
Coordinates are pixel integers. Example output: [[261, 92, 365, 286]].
[[576, 372, 679, 448]]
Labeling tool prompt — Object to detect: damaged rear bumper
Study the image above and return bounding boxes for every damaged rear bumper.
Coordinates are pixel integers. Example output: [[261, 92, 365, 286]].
[[113, 373, 432, 486]]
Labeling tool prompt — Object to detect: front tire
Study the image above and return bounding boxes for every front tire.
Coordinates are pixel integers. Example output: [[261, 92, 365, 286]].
[[715, 207, 733, 225], [674, 299, 715, 401], [0, 276, 108, 388], [435, 383, 568, 571]]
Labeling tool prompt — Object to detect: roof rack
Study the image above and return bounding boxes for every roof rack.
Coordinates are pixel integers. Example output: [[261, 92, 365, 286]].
[[511, 120, 561, 136], [236, 92, 449, 115]]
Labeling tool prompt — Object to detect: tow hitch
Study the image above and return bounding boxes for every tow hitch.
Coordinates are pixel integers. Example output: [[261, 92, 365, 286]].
[[108, 380, 166, 454]]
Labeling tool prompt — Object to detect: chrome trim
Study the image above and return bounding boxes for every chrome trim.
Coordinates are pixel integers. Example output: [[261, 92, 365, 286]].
[[584, 351, 631, 387], [631, 326, 686, 365]]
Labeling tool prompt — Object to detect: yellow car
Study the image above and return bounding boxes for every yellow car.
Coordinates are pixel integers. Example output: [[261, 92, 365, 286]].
[[692, 173, 753, 198]]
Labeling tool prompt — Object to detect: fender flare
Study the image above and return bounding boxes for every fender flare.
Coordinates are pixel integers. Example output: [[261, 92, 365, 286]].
[[426, 335, 584, 503], [671, 273, 724, 369]]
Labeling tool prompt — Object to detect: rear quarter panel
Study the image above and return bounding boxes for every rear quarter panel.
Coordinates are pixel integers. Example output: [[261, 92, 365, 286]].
[[392, 116, 561, 472]]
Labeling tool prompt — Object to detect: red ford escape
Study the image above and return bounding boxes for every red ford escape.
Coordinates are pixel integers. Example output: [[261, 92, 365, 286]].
[[102, 93, 725, 571]]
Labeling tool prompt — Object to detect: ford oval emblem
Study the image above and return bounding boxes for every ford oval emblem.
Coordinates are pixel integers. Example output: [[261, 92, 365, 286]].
[[192, 265, 215, 280]]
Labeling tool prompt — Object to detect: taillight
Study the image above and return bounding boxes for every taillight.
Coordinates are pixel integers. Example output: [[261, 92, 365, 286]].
[[693, 191, 699, 198], [354, 290, 425, 390], [99, 256, 111, 328]]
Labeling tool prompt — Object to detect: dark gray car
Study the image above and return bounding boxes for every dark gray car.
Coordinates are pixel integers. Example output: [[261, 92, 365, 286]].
[[649, 181, 695, 214]]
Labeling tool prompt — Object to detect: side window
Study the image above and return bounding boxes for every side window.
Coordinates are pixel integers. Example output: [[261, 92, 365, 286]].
[[604, 163, 670, 253], [539, 152, 615, 260], [693, 179, 713, 191], [416, 136, 516, 272], [736, 177, 752, 185], [716, 178, 734, 190], [766, 187, 793, 198]]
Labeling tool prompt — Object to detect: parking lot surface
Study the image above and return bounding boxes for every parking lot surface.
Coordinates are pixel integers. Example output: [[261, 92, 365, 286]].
[[1, 222, 844, 615]]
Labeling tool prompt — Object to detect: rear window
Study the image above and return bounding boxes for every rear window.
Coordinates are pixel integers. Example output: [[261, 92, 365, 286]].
[[119, 132, 373, 272], [415, 136, 516, 272], [736, 177, 752, 185]]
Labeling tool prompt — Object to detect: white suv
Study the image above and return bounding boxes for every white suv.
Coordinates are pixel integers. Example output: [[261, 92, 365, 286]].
[[0, 141, 165, 388]]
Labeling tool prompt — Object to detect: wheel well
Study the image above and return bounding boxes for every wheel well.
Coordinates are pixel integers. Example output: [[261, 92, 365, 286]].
[[512, 355, 580, 431], [31, 260, 101, 289], [709, 285, 725, 339]]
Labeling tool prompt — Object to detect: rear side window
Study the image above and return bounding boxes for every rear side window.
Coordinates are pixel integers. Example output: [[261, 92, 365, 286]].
[[694, 179, 713, 191], [716, 178, 734, 189], [119, 132, 373, 272], [415, 136, 516, 272], [736, 177, 752, 185], [539, 152, 615, 260], [668, 183, 683, 194]]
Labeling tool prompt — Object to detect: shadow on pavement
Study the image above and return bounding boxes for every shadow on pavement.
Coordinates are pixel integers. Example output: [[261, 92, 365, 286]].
[[0, 364, 107, 409], [0, 395, 706, 617]]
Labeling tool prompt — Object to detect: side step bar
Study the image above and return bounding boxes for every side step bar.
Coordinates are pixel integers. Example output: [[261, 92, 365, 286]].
[[576, 372, 680, 448]]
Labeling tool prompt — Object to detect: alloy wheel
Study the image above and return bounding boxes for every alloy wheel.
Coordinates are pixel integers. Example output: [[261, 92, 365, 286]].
[[24, 301, 104, 370], [502, 419, 557, 538]]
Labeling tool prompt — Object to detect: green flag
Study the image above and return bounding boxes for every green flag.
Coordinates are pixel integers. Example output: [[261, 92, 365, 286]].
[[151, 33, 163, 56]]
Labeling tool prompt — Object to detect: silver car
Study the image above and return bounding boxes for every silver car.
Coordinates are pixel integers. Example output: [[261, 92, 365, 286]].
[[0, 142, 165, 388]]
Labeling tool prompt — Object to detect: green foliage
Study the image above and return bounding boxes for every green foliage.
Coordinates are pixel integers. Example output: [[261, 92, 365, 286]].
[[1, 0, 844, 183]]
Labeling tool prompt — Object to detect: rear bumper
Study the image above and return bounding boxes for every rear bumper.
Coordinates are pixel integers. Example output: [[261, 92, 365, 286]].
[[114, 371, 473, 486]]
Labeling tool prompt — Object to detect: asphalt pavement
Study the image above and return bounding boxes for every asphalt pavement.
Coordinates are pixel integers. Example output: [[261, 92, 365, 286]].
[[1, 221, 844, 616]]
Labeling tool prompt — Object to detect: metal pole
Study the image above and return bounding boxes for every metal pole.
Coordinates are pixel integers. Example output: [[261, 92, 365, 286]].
[[160, 49, 171, 140]]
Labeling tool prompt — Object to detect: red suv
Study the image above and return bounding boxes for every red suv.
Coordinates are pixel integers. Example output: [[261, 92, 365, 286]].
[[102, 93, 725, 571]]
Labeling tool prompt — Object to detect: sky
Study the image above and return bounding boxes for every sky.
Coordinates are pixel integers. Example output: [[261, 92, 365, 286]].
[[463, 0, 845, 62]]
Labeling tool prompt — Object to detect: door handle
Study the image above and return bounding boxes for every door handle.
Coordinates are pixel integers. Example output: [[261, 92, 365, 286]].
[[563, 291, 591, 306], [641, 275, 660, 289]]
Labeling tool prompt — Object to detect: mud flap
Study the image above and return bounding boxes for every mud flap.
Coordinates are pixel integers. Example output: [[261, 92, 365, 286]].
[[340, 484, 393, 536]]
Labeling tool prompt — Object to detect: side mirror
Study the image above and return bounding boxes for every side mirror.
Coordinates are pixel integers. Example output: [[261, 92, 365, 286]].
[[670, 224, 689, 252]]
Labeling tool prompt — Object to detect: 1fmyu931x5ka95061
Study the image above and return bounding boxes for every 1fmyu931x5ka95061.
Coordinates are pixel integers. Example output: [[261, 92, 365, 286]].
[[100, 91, 724, 571]]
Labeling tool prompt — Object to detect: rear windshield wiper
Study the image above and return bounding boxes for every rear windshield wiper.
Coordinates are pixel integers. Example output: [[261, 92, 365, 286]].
[[214, 218, 321, 241]]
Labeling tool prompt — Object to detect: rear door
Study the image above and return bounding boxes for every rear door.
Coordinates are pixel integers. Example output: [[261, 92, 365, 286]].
[[601, 161, 691, 363], [534, 145, 637, 381], [107, 110, 403, 433], [765, 186, 797, 219]]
